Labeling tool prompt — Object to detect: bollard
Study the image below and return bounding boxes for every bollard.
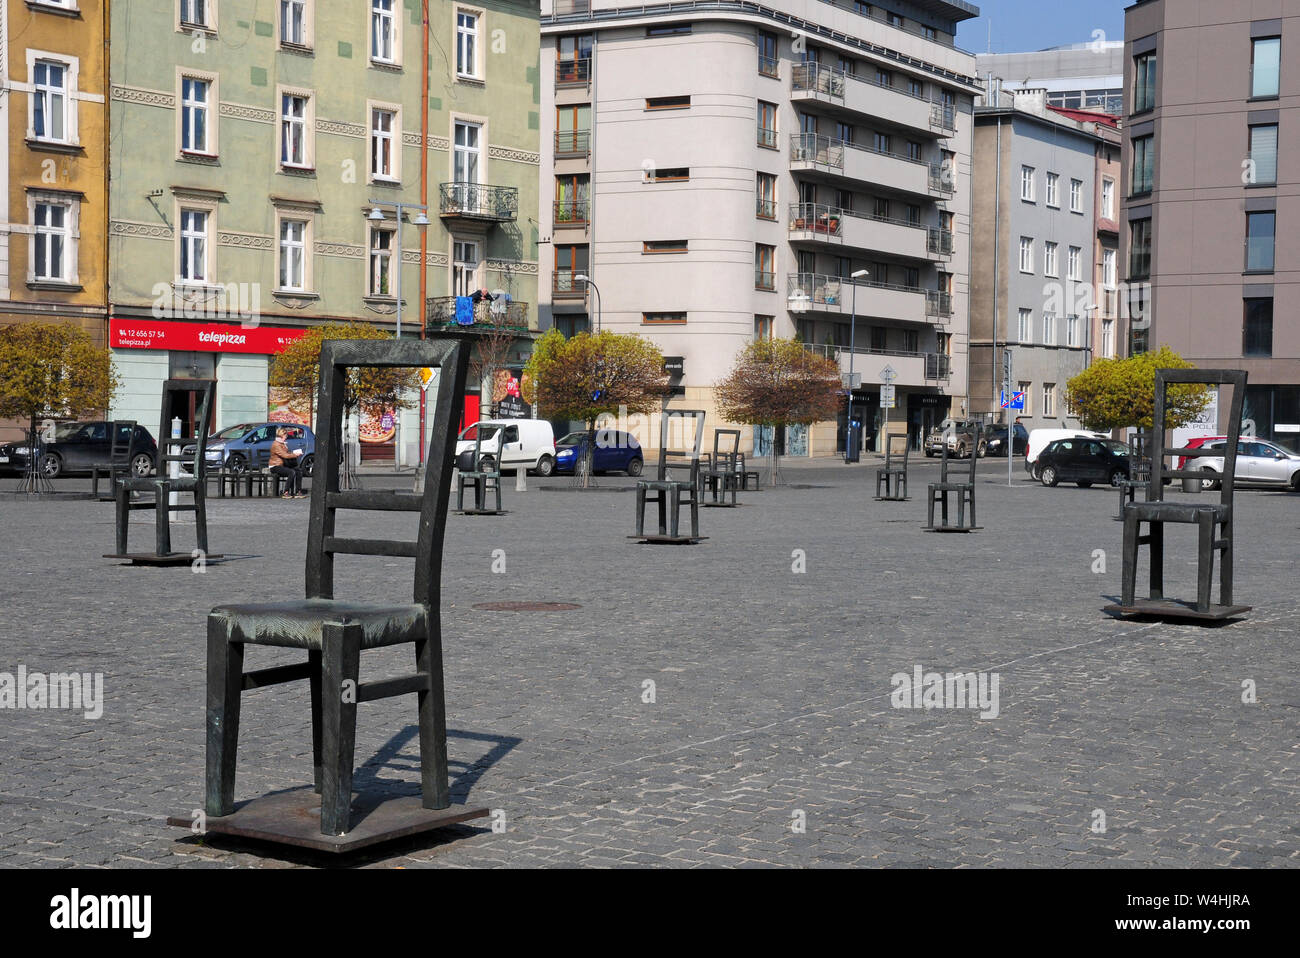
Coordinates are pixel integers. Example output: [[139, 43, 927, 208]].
[[515, 465, 527, 492]]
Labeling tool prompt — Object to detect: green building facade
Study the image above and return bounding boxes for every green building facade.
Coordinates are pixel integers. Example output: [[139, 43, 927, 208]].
[[108, 0, 541, 461]]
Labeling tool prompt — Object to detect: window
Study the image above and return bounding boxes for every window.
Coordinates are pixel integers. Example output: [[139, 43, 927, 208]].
[[454, 120, 481, 184], [1043, 241, 1058, 277], [1101, 319, 1115, 358], [1018, 382, 1033, 415], [1042, 313, 1055, 346], [1018, 309, 1031, 343], [279, 0, 307, 46], [179, 208, 209, 284], [643, 240, 688, 254], [755, 315, 773, 340], [837, 122, 855, 146], [556, 33, 593, 84], [1102, 178, 1114, 218], [371, 0, 396, 64], [1067, 246, 1082, 281], [1249, 124, 1278, 185], [1045, 172, 1059, 207], [1246, 211, 1276, 271], [872, 197, 889, 220], [838, 56, 855, 76], [555, 173, 588, 224], [643, 312, 687, 324], [180, 76, 210, 153], [32, 60, 68, 142], [887, 12, 903, 28], [1067, 314, 1080, 347], [758, 30, 779, 77], [453, 240, 480, 295], [1251, 37, 1281, 98], [1070, 178, 1083, 213], [647, 95, 690, 110], [905, 140, 921, 161], [757, 101, 777, 148], [555, 103, 590, 154], [907, 78, 923, 98], [647, 24, 691, 36], [370, 106, 397, 180], [369, 226, 393, 296], [836, 189, 854, 213], [1129, 218, 1152, 278], [1243, 298, 1273, 356], [1103, 248, 1117, 288], [456, 11, 479, 78], [32, 200, 72, 282], [279, 91, 312, 168], [756, 172, 776, 219], [1131, 135, 1154, 194], [278, 219, 307, 291], [1020, 165, 1035, 201], [1019, 236, 1033, 273], [755, 244, 775, 289], [922, 25, 937, 41], [1043, 383, 1056, 418], [876, 67, 891, 88], [873, 131, 891, 153], [649, 167, 688, 182], [180, 0, 211, 28], [1133, 52, 1157, 112]]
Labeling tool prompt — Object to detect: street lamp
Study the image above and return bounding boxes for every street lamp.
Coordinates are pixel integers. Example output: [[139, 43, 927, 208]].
[[846, 268, 869, 463], [367, 200, 429, 469], [575, 273, 601, 333]]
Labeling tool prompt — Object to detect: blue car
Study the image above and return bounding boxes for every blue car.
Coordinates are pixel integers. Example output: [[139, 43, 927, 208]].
[[186, 422, 316, 476], [554, 430, 643, 476]]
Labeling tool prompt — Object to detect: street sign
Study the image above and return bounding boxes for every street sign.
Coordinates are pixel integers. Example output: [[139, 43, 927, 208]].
[[1000, 390, 1026, 411], [880, 364, 897, 383], [1002, 349, 1013, 382], [842, 372, 862, 389], [418, 367, 436, 391], [880, 384, 896, 409]]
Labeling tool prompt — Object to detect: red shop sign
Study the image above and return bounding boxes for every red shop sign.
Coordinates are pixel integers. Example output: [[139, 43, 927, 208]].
[[110, 318, 309, 355]]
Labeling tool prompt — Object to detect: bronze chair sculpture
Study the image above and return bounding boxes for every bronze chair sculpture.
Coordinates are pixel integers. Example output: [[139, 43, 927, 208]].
[[1114, 429, 1152, 520], [633, 409, 706, 542], [456, 424, 504, 515], [923, 440, 979, 532], [875, 433, 911, 501], [701, 428, 742, 507], [91, 420, 140, 501]]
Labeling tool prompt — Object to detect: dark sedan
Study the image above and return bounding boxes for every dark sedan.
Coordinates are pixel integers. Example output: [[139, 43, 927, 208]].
[[554, 430, 643, 475], [984, 422, 1029, 457], [1037, 437, 1132, 488], [0, 421, 157, 478]]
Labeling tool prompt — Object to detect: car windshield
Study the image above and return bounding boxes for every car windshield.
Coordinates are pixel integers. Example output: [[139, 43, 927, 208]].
[[460, 424, 501, 443], [1102, 440, 1130, 456], [211, 424, 255, 442], [557, 432, 588, 445]]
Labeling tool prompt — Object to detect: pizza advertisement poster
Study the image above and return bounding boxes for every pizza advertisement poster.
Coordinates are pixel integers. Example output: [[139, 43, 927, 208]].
[[359, 407, 396, 444], [268, 388, 312, 427]]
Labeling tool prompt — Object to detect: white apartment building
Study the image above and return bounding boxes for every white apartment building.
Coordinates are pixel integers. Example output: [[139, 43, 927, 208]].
[[540, 0, 981, 455]]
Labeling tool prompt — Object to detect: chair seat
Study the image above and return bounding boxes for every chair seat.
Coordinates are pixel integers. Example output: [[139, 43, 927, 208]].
[[120, 475, 201, 492], [211, 599, 429, 649], [638, 479, 694, 490], [929, 481, 974, 491], [1124, 500, 1229, 523]]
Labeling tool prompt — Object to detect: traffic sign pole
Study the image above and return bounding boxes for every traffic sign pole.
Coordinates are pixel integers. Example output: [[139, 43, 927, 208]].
[[1004, 349, 1013, 487]]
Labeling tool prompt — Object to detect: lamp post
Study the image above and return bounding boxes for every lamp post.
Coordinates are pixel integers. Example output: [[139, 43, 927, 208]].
[[846, 268, 870, 462], [575, 273, 600, 333], [368, 202, 429, 469]]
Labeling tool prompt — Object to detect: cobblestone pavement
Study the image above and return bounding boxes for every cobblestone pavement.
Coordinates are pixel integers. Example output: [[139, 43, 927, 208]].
[[0, 457, 1296, 868]]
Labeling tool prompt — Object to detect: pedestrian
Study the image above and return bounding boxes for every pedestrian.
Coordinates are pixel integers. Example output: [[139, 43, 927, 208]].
[[269, 427, 306, 498]]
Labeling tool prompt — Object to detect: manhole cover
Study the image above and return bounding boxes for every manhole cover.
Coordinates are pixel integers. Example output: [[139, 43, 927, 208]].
[[471, 601, 581, 612]]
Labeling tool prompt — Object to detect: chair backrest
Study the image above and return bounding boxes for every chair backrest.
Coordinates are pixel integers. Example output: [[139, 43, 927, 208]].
[[885, 432, 909, 467], [1150, 369, 1246, 507], [306, 337, 470, 609], [109, 420, 137, 465], [713, 429, 741, 472], [157, 381, 215, 477], [657, 409, 706, 481], [940, 440, 976, 484]]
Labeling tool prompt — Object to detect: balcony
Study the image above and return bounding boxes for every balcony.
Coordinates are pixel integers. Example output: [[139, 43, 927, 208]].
[[801, 342, 952, 387], [438, 183, 518, 224], [926, 290, 953, 320], [790, 62, 956, 138], [757, 125, 779, 150], [555, 129, 590, 158], [790, 134, 953, 199], [553, 269, 588, 299], [787, 271, 932, 326], [553, 199, 589, 229], [426, 296, 530, 329], [758, 54, 779, 79], [556, 57, 591, 87], [788, 203, 951, 261], [926, 227, 953, 257]]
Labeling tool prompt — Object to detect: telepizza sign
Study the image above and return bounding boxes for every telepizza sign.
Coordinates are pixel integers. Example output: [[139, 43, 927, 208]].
[[110, 318, 309, 355]]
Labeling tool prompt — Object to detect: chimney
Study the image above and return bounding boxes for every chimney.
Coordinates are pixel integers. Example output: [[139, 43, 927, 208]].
[[1012, 87, 1047, 116]]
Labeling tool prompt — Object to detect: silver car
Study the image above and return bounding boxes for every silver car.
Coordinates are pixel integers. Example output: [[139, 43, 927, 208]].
[[1196, 438, 1300, 491]]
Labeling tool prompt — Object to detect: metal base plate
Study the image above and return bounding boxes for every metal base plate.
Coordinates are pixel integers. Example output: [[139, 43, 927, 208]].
[[702, 502, 738, 508], [167, 789, 489, 854], [457, 509, 508, 516], [628, 535, 708, 544], [1103, 600, 1251, 622], [922, 526, 982, 533], [103, 553, 224, 565], [874, 496, 910, 502]]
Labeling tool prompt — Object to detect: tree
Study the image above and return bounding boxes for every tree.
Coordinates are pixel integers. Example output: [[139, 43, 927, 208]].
[[0, 322, 118, 488], [1065, 346, 1211, 432], [467, 325, 520, 418], [522, 329, 670, 486], [714, 338, 842, 485]]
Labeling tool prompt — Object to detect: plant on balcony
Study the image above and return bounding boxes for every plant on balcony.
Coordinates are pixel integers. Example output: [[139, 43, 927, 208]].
[[1064, 346, 1210, 432], [522, 328, 670, 487], [714, 338, 842, 485]]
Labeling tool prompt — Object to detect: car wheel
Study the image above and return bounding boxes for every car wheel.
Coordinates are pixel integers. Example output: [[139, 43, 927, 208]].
[[1291, 471, 1300, 493], [1040, 465, 1059, 487], [1109, 469, 1126, 487], [957, 443, 968, 458], [131, 453, 153, 477], [535, 454, 555, 477], [299, 454, 314, 477], [1076, 481, 1093, 488], [39, 452, 62, 479], [1031, 464, 1042, 481], [1200, 467, 1220, 491], [977, 440, 988, 458], [227, 454, 248, 476], [925, 449, 935, 458], [626, 456, 644, 477]]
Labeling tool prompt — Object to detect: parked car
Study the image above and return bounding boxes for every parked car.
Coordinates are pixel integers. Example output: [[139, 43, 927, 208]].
[[454, 419, 556, 476], [1194, 438, 1300, 491], [924, 418, 984, 458], [1037, 437, 1132, 488], [186, 422, 315, 476], [983, 422, 1028, 457], [0, 421, 157, 478], [1024, 428, 1109, 478], [554, 430, 644, 476], [1176, 435, 1225, 471]]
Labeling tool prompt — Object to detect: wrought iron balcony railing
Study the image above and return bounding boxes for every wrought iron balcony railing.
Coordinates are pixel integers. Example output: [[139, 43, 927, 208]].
[[425, 296, 529, 328], [438, 182, 518, 222]]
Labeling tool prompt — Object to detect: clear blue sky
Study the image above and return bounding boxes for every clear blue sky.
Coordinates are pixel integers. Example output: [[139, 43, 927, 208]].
[[956, 0, 1127, 55]]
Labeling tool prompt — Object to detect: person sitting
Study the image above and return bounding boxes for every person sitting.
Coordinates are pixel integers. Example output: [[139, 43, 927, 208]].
[[269, 428, 306, 499]]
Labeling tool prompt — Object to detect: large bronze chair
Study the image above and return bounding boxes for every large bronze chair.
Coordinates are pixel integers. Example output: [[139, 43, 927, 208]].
[[634, 409, 706, 542], [875, 433, 911, 501], [92, 420, 141, 501], [924, 439, 979, 532], [701, 428, 742, 507], [203, 338, 478, 838]]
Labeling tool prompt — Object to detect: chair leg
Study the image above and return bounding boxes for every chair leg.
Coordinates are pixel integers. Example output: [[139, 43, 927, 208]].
[[456, 475, 465, 511], [657, 489, 667, 536], [194, 490, 209, 555], [926, 487, 935, 527], [968, 487, 976, 528], [669, 486, 680, 538], [115, 483, 130, 555], [154, 482, 172, 555], [308, 649, 322, 794], [319, 622, 362, 836], [415, 628, 451, 811], [1220, 518, 1233, 606], [1121, 510, 1139, 606], [204, 618, 243, 818], [690, 486, 700, 537], [1148, 521, 1165, 601], [1196, 511, 1215, 612], [635, 484, 646, 537]]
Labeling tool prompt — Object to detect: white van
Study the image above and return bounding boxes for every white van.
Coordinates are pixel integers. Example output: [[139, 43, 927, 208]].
[[455, 419, 556, 476], [1024, 428, 1109, 477]]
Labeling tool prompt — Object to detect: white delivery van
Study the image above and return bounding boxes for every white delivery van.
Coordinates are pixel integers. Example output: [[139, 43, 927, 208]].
[[1024, 428, 1109, 477], [455, 419, 557, 476]]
